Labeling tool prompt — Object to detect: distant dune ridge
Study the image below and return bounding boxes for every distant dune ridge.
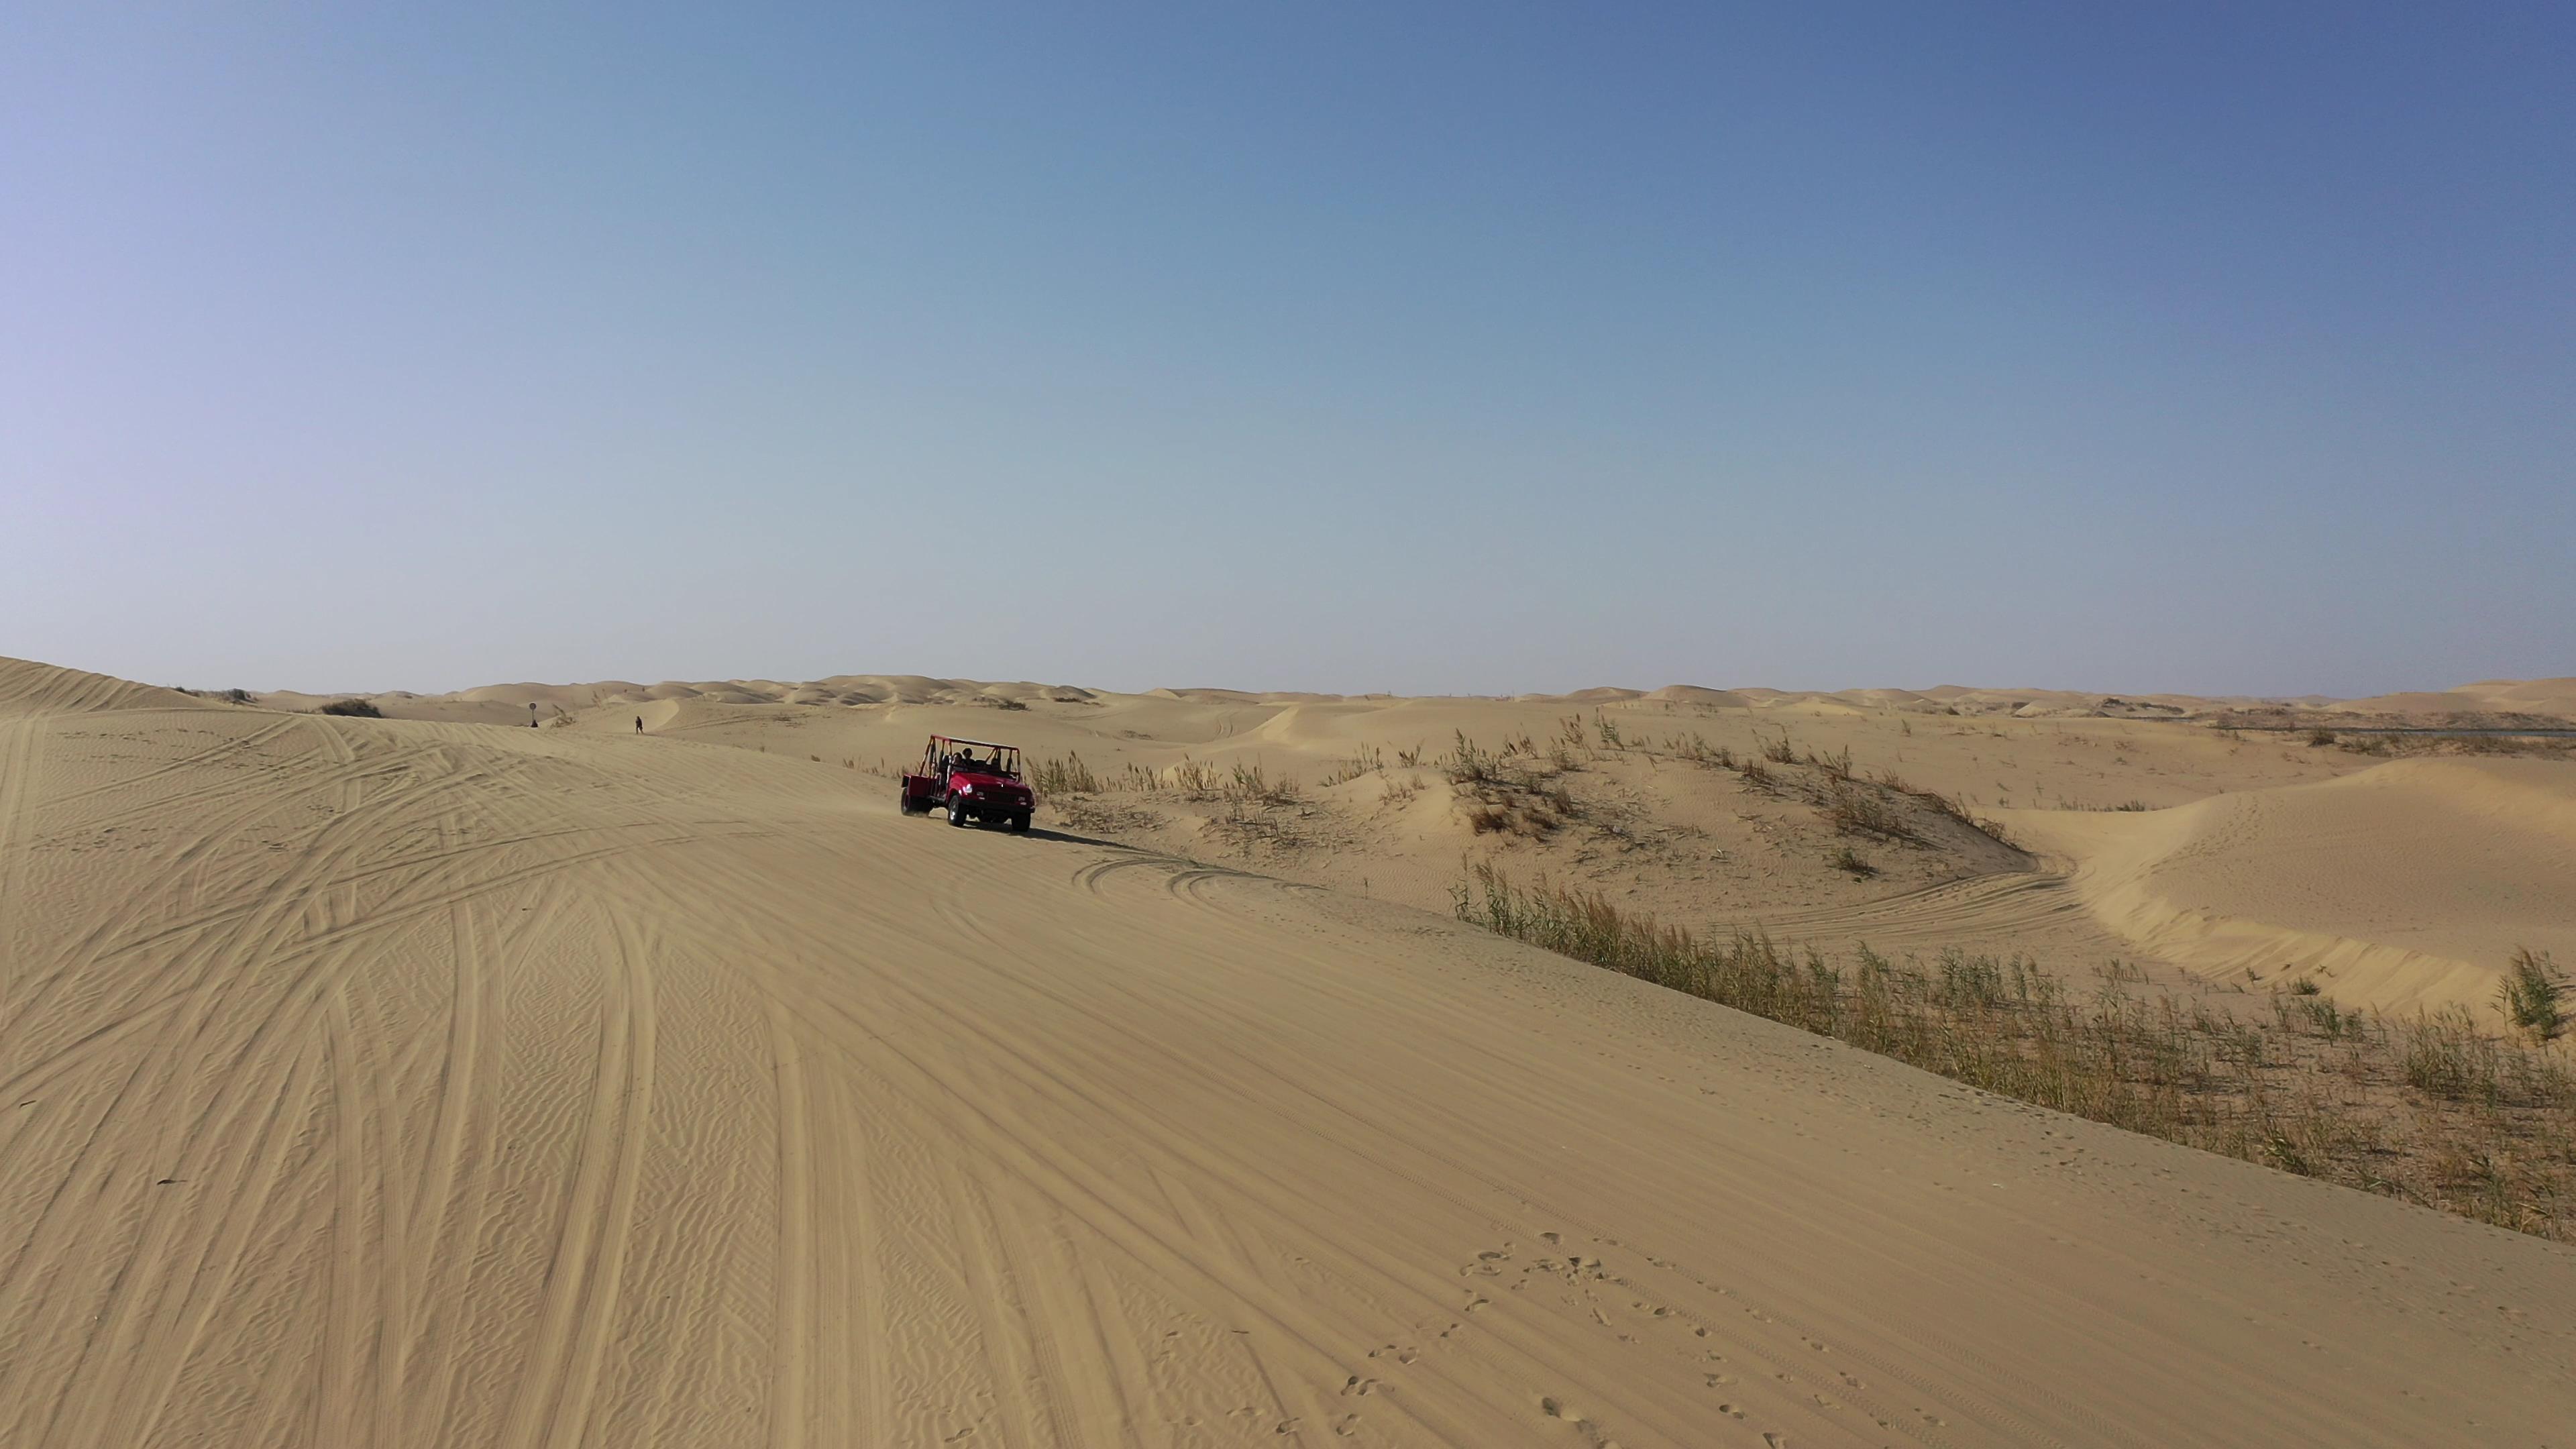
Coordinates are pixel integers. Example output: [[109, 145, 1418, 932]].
[[242, 661, 2576, 1018], [245, 667, 2576, 729], [4, 652, 2575, 1446]]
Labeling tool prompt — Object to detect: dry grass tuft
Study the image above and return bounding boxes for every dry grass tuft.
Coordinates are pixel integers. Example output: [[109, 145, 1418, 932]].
[[2499, 949, 2568, 1043], [1321, 745, 1385, 786], [1831, 845, 1878, 877], [1031, 753, 1102, 796], [1455, 862, 2576, 1244]]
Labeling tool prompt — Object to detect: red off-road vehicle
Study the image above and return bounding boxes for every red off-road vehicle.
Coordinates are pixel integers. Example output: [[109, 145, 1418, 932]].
[[899, 735, 1035, 832]]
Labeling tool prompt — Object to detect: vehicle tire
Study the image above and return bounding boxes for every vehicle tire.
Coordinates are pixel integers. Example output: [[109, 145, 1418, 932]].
[[898, 784, 916, 814], [1009, 810, 1030, 833], [947, 794, 969, 826]]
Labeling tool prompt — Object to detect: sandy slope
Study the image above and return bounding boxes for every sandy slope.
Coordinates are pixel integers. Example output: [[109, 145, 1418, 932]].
[[5, 659, 2576, 1446], [490, 674, 2571, 1019], [2019, 759, 2576, 1013]]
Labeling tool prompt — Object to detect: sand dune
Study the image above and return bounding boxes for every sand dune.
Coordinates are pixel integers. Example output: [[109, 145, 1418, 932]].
[[2339, 678, 2576, 720], [5, 657, 2575, 1446], [2022, 758, 2576, 1012], [343, 664, 2572, 1019], [0, 656, 206, 719]]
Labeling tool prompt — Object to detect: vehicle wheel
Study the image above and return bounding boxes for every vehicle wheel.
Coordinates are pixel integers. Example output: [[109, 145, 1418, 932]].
[[1009, 811, 1030, 833], [947, 794, 969, 826], [898, 785, 916, 814]]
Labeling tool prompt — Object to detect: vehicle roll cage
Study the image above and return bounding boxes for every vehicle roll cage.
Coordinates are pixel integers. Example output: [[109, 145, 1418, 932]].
[[918, 735, 1021, 777]]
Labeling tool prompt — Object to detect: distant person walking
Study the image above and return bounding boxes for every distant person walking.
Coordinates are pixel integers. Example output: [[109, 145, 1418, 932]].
[[635, 716, 643, 735]]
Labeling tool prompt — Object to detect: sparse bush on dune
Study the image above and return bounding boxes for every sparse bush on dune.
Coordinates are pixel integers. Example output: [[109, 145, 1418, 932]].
[[1226, 760, 1299, 806], [1032, 753, 1102, 796], [1166, 757, 1221, 797], [2499, 949, 2567, 1042], [1553, 714, 1589, 767], [1667, 733, 1735, 770], [1823, 780, 1919, 843], [1445, 730, 1500, 785], [316, 698, 382, 718], [1320, 745, 1384, 786], [1455, 863, 2576, 1244]]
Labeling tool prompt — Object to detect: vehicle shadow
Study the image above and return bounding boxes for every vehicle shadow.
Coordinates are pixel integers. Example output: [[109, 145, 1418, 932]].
[[1008, 825, 1141, 850]]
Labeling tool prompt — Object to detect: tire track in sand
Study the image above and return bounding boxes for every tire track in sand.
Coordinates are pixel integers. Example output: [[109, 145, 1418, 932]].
[[0, 718, 47, 965], [0, 735, 422, 1432], [494, 906, 655, 1449], [767, 1000, 813, 1449], [315, 987, 379, 1449]]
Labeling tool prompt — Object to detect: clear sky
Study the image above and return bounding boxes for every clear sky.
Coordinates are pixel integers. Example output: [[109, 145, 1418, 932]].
[[5, 4, 2569, 698]]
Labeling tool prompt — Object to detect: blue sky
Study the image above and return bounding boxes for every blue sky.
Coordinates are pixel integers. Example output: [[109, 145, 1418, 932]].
[[5, 4, 2569, 696]]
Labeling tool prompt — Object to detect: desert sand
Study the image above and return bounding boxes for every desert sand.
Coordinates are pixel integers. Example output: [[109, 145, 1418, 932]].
[[5, 653, 2575, 1446]]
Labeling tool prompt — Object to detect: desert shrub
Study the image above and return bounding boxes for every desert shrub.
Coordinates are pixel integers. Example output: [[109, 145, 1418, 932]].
[[2499, 948, 2567, 1042], [317, 698, 382, 718], [1032, 753, 1102, 795], [2306, 727, 2339, 747], [1552, 716, 1590, 767], [1823, 781, 1918, 843], [1668, 733, 1734, 769], [1444, 731, 1501, 784], [2402, 1008, 2501, 1104], [1226, 760, 1299, 805], [1831, 845, 1876, 877], [1760, 731, 1798, 765], [1321, 745, 1384, 786]]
